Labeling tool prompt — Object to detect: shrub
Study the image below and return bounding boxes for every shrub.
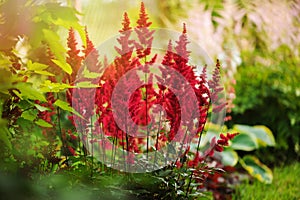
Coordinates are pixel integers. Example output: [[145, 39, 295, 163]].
[[231, 45, 300, 165]]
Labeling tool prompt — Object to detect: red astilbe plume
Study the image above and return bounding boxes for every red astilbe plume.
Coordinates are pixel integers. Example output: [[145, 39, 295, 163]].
[[65, 27, 101, 145], [208, 59, 227, 113], [157, 41, 181, 141], [95, 12, 144, 154], [134, 2, 155, 62], [174, 23, 190, 65], [114, 12, 137, 78], [66, 28, 83, 84], [84, 27, 101, 73], [168, 25, 209, 140], [194, 65, 210, 134]]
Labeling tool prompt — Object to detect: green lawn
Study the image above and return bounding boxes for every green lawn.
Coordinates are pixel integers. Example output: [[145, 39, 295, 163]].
[[233, 162, 300, 200]]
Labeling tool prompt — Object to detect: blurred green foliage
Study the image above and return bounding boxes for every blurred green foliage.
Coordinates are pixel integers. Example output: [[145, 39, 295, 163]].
[[231, 45, 300, 164]]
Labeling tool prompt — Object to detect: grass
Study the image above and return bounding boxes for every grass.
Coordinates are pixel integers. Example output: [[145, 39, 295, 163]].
[[233, 162, 300, 200]]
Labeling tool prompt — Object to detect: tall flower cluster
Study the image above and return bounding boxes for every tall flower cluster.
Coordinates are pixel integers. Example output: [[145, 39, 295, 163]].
[[64, 27, 102, 155], [65, 2, 237, 171]]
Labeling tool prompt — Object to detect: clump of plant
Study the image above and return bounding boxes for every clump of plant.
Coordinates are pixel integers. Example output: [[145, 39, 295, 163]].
[[0, 1, 239, 199]]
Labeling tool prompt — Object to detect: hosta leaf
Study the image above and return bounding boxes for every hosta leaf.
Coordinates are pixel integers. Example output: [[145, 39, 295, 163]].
[[233, 124, 275, 147], [230, 132, 258, 151], [240, 155, 273, 184], [35, 119, 53, 128], [220, 148, 239, 166], [252, 125, 276, 146]]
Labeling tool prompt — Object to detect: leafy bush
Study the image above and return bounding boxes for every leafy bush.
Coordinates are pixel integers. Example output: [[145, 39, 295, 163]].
[[231, 45, 300, 165]]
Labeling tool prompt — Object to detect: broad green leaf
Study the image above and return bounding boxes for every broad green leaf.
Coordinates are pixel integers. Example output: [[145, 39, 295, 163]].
[[253, 125, 276, 146], [240, 155, 273, 184], [14, 82, 46, 102], [220, 148, 239, 166], [35, 119, 53, 128], [52, 59, 72, 75], [43, 29, 67, 63], [54, 18, 86, 47], [54, 99, 82, 118], [43, 3, 86, 47], [230, 133, 258, 151], [21, 109, 38, 121], [233, 124, 276, 147], [43, 29, 66, 61]]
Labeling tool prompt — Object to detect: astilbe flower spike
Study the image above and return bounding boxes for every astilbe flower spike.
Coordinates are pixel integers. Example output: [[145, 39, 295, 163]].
[[66, 28, 83, 84], [65, 27, 102, 156], [84, 27, 101, 73], [96, 11, 146, 155], [208, 59, 227, 113], [134, 2, 155, 61]]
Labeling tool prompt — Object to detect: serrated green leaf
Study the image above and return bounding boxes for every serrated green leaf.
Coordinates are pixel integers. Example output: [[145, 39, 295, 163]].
[[240, 155, 273, 184], [27, 60, 49, 71], [34, 104, 51, 112], [34, 70, 55, 76], [75, 81, 100, 88], [35, 119, 53, 128], [54, 99, 82, 118], [83, 68, 102, 79], [51, 59, 72, 75], [14, 82, 46, 102], [40, 80, 72, 92]]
